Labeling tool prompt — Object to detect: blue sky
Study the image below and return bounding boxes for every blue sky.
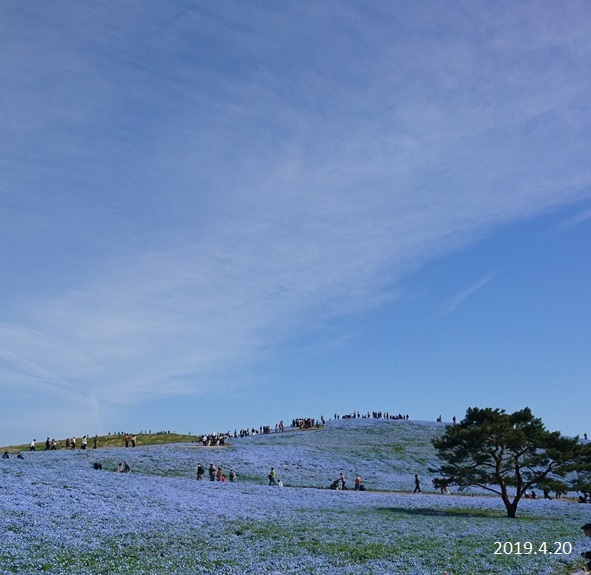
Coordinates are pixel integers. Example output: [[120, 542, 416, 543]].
[[1, 1, 590, 445]]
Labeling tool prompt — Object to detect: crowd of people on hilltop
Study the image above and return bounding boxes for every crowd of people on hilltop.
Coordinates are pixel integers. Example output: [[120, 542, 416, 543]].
[[236, 426, 273, 438], [198, 433, 230, 446], [292, 417, 324, 429], [110, 430, 174, 436], [337, 411, 410, 420], [235, 420, 288, 437], [235, 417, 325, 436]]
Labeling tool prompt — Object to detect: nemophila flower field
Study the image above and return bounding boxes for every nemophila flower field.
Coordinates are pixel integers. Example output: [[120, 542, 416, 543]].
[[1, 419, 588, 574]]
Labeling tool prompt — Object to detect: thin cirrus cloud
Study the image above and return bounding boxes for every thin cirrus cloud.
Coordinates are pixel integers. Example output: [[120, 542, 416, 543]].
[[547, 208, 591, 236], [436, 275, 495, 318]]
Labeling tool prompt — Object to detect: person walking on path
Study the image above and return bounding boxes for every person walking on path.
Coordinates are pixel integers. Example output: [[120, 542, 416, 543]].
[[413, 474, 421, 493], [340, 472, 347, 490], [268, 467, 278, 485], [197, 464, 205, 480]]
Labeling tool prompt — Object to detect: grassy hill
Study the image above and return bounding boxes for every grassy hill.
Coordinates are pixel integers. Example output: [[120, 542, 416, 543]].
[[0, 431, 197, 453]]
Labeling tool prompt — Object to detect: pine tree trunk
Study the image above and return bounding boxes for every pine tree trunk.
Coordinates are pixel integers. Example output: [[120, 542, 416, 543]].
[[502, 493, 518, 518], [503, 497, 518, 518]]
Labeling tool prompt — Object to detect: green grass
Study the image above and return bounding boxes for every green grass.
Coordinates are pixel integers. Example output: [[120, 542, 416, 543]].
[[0, 432, 197, 452]]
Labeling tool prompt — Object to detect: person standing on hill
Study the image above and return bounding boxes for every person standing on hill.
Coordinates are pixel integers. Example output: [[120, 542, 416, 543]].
[[268, 467, 277, 485], [197, 464, 205, 480], [340, 472, 347, 490], [413, 474, 421, 493]]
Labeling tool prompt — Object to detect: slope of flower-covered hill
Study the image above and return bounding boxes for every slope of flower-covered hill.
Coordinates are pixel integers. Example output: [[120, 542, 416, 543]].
[[0, 417, 587, 574], [116, 416, 447, 491]]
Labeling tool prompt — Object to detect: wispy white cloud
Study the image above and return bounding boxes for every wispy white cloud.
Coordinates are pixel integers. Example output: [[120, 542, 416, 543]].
[[549, 208, 591, 235], [437, 274, 495, 317]]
